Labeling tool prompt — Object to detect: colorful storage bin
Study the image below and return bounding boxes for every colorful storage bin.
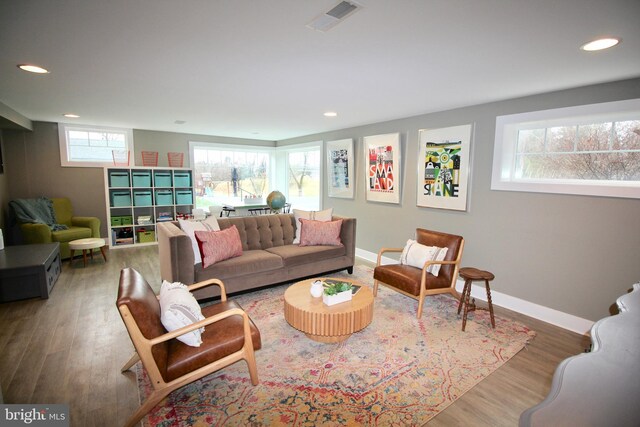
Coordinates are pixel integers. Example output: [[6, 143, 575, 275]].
[[133, 190, 153, 206], [154, 189, 174, 205], [110, 190, 132, 207], [175, 190, 193, 205], [153, 171, 172, 187], [109, 171, 130, 187], [173, 171, 192, 188], [136, 230, 156, 243], [110, 215, 133, 226], [131, 170, 152, 187]]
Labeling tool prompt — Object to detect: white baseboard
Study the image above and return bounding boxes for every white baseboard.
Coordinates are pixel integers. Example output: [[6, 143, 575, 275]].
[[355, 248, 593, 335]]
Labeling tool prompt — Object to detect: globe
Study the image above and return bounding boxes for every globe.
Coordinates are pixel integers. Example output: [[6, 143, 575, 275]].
[[266, 190, 286, 211]]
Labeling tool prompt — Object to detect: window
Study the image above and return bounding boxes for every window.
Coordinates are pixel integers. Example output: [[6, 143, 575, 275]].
[[491, 98, 640, 198], [189, 142, 275, 209], [58, 124, 134, 167], [280, 142, 322, 211]]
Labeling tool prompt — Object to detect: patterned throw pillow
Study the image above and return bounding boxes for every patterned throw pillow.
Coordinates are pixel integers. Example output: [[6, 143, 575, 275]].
[[178, 216, 221, 265], [194, 225, 243, 268], [400, 239, 449, 277], [293, 208, 333, 244], [298, 218, 343, 246], [159, 280, 205, 347]]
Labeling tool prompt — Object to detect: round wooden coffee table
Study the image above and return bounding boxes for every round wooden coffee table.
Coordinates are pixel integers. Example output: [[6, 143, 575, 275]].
[[284, 278, 374, 343]]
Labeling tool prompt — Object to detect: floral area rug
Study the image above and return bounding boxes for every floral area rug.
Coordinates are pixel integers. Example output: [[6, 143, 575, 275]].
[[137, 265, 535, 426]]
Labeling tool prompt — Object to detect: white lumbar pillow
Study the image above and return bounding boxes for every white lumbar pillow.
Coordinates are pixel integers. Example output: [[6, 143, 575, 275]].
[[400, 239, 449, 277], [178, 216, 220, 265], [159, 280, 205, 347], [293, 208, 333, 244]]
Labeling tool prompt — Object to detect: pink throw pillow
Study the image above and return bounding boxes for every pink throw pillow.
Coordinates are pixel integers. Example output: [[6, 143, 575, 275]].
[[299, 218, 343, 246], [194, 225, 243, 268]]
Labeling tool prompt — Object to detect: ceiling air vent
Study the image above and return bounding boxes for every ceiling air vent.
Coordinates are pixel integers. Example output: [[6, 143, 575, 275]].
[[307, 1, 362, 32]]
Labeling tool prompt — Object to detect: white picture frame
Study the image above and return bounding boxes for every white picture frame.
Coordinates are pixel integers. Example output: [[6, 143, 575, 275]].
[[364, 133, 401, 204], [417, 124, 473, 211], [326, 139, 355, 199]]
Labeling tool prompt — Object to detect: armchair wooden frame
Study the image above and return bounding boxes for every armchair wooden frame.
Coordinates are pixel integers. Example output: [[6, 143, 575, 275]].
[[373, 238, 464, 318], [118, 277, 258, 427]]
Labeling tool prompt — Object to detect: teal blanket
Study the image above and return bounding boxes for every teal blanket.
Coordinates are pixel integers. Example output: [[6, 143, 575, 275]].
[[9, 197, 69, 231]]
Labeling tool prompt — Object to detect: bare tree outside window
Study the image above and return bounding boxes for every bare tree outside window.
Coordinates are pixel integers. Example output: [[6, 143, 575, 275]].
[[515, 120, 640, 181]]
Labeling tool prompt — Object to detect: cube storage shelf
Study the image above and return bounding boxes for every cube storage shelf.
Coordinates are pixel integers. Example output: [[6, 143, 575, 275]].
[[104, 166, 194, 249]]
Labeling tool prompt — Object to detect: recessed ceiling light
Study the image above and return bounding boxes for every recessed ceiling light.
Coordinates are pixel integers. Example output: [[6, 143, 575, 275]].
[[18, 64, 50, 74], [324, 111, 338, 117], [580, 37, 621, 51], [63, 113, 80, 118]]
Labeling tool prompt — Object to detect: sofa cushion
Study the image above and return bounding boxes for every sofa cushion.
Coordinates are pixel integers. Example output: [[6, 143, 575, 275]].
[[299, 218, 343, 246], [178, 216, 220, 265], [195, 249, 284, 279], [164, 300, 261, 382], [194, 225, 243, 268], [293, 208, 333, 244], [218, 214, 296, 250], [51, 226, 92, 242], [265, 244, 346, 268]]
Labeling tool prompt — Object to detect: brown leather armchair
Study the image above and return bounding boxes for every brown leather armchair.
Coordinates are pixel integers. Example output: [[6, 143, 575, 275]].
[[373, 228, 464, 318], [117, 268, 261, 427]]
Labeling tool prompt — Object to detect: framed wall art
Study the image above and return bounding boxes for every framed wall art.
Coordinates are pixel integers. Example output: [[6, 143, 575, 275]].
[[364, 132, 401, 204], [326, 139, 355, 198], [417, 124, 473, 211]]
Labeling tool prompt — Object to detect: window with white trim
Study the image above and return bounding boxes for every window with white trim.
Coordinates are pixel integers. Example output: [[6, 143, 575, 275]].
[[491, 99, 640, 198], [58, 123, 134, 167], [276, 141, 323, 211], [189, 142, 276, 210]]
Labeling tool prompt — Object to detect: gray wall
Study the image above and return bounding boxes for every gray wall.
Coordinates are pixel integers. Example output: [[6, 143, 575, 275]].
[[1, 78, 638, 321], [0, 125, 272, 239], [280, 78, 640, 322], [132, 129, 274, 167]]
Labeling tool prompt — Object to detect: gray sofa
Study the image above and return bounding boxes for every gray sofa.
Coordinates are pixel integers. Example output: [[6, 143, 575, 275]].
[[157, 213, 356, 299]]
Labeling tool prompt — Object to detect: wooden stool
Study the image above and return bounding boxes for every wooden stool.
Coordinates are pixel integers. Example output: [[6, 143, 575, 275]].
[[69, 238, 108, 268], [457, 267, 496, 331]]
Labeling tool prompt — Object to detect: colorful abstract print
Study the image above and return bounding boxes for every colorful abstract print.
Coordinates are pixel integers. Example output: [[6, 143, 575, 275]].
[[368, 145, 395, 192], [422, 140, 462, 198]]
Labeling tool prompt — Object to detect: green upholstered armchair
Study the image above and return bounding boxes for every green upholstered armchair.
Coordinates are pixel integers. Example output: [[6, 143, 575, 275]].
[[19, 198, 101, 259]]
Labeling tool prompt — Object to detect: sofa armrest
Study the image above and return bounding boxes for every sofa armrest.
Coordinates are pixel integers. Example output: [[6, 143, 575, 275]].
[[334, 215, 356, 263], [19, 223, 53, 244], [157, 221, 196, 285], [72, 216, 101, 237]]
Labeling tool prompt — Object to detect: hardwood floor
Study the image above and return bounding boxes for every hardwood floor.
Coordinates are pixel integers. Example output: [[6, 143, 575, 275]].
[[0, 246, 589, 426]]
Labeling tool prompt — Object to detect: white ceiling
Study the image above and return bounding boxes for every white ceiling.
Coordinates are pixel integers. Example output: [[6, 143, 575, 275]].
[[1, 0, 639, 141]]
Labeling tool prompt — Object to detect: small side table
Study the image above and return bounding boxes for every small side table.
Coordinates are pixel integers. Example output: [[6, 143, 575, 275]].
[[457, 267, 496, 331], [69, 238, 108, 267]]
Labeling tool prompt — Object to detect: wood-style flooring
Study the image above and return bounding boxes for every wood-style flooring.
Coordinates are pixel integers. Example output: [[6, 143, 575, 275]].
[[0, 246, 590, 426]]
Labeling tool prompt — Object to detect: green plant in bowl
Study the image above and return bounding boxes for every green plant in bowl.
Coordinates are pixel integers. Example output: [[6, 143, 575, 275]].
[[323, 281, 352, 295]]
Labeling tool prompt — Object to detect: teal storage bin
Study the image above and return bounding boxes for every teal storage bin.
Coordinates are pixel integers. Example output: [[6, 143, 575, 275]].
[[132, 170, 151, 187], [109, 171, 130, 187], [155, 189, 174, 206], [174, 172, 191, 188], [111, 190, 132, 207], [133, 190, 153, 206], [175, 190, 193, 205], [154, 171, 172, 187]]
